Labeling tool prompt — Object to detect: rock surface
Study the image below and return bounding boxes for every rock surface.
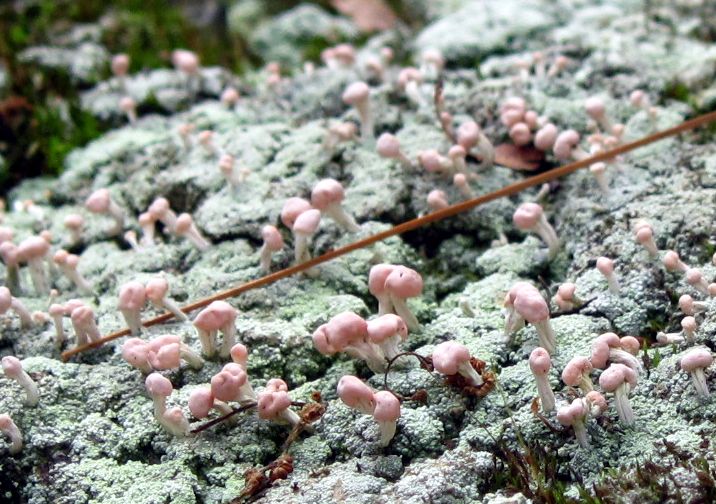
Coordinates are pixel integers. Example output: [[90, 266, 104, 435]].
[[2, 1, 716, 503]]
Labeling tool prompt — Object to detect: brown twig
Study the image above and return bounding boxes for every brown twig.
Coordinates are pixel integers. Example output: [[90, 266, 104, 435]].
[[61, 109, 716, 361], [382, 351, 434, 399], [190, 402, 257, 434]]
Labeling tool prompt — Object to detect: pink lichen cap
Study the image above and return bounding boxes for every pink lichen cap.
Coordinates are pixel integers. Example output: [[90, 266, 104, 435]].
[[261, 225, 284, 251], [337, 375, 375, 415], [293, 209, 321, 235], [598, 363, 637, 392], [680, 348, 713, 373], [311, 179, 345, 210], [553, 130, 580, 160], [376, 133, 402, 158], [456, 121, 480, 150], [85, 189, 112, 213], [230, 343, 249, 367], [561, 355, 593, 390], [384, 266, 423, 299], [432, 340, 468, 374], [367, 314, 408, 344], [427, 189, 449, 211], [534, 123, 558, 151], [512, 202, 542, 229], [529, 347, 551, 376], [509, 123, 532, 146], [280, 197, 312, 229], [211, 366, 249, 402], [663, 250, 687, 272], [111, 54, 130, 76], [342, 81, 369, 106], [188, 388, 215, 419], [145, 373, 173, 399], [372, 390, 400, 446]]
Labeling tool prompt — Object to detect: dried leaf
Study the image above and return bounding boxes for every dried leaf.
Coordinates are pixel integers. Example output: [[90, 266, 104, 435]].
[[331, 0, 397, 32], [494, 143, 545, 171]]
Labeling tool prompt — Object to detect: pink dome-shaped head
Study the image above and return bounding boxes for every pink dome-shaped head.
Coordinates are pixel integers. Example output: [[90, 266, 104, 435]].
[[432, 340, 470, 375], [145, 372, 173, 398], [556, 398, 587, 426], [557, 282, 577, 301], [681, 316, 697, 333], [620, 336, 640, 355], [138, 212, 156, 227], [194, 301, 237, 331], [145, 278, 169, 303], [148, 197, 171, 220], [265, 378, 288, 393], [534, 123, 558, 151], [630, 90, 646, 107], [172, 49, 199, 74], [337, 375, 375, 414], [397, 67, 422, 88], [372, 391, 400, 422], [311, 179, 345, 210], [119, 96, 136, 113], [419, 150, 445, 173], [448, 145, 466, 162], [513, 289, 549, 323], [342, 82, 370, 106], [324, 312, 368, 350], [332, 44, 355, 65], [509, 123, 532, 146], [501, 109, 524, 128], [635, 225, 653, 244], [211, 368, 247, 402], [427, 189, 449, 210], [118, 281, 147, 311], [230, 343, 249, 366], [584, 96, 606, 120], [0, 287, 11, 312], [596, 257, 614, 275], [553, 130, 580, 160], [367, 314, 408, 344], [53, 249, 69, 265], [528, 347, 551, 376], [384, 266, 423, 299], [85, 189, 111, 213], [221, 87, 239, 106], [456, 121, 480, 150], [376, 133, 402, 158], [261, 225, 284, 251], [686, 268, 704, 285], [18, 236, 49, 261], [292, 209, 321, 235], [599, 363, 637, 392], [1, 356, 22, 379], [121, 338, 150, 369], [561, 356, 592, 387], [111, 54, 130, 76], [64, 214, 84, 231], [147, 334, 181, 353], [148, 343, 181, 370], [512, 202, 543, 230], [312, 324, 336, 355], [680, 348, 713, 373], [188, 388, 215, 419], [679, 294, 695, 314], [369, 264, 395, 298], [218, 154, 234, 174], [585, 390, 607, 414], [280, 197, 312, 229], [174, 213, 194, 234], [257, 389, 292, 420], [662, 250, 684, 272], [0, 242, 19, 266], [501, 97, 526, 115]]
